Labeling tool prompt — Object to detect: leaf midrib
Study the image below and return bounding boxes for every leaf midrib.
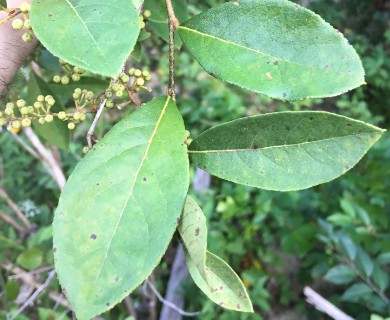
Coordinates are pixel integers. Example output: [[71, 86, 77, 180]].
[[94, 96, 171, 282], [63, 0, 109, 68], [188, 132, 377, 154]]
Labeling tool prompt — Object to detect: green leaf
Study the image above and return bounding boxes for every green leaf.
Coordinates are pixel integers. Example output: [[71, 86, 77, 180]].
[[372, 266, 389, 292], [338, 233, 357, 260], [189, 112, 384, 191], [27, 72, 70, 150], [30, 0, 140, 77], [327, 213, 354, 226], [185, 250, 253, 312], [178, 0, 365, 101], [179, 197, 253, 312], [356, 249, 374, 277], [0, 234, 24, 251], [324, 264, 356, 285], [6, 279, 20, 301], [53, 96, 189, 320], [377, 252, 390, 265], [17, 248, 44, 270], [178, 196, 208, 281], [341, 283, 372, 302], [0, 0, 7, 9]]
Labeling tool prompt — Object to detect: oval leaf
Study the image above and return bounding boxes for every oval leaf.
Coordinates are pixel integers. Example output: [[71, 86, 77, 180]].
[[53, 96, 189, 320], [178, 0, 365, 101], [30, 0, 140, 76], [178, 196, 208, 281], [185, 250, 253, 312], [189, 112, 384, 191]]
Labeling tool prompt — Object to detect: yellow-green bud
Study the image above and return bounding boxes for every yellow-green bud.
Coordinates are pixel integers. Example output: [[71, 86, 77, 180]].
[[82, 146, 90, 154], [16, 99, 26, 108], [53, 75, 61, 83], [6, 102, 15, 109], [72, 74, 81, 82], [58, 111, 67, 120], [128, 68, 136, 76], [120, 74, 130, 83], [12, 19, 24, 30], [145, 74, 152, 81], [37, 95, 45, 102], [136, 78, 145, 86], [21, 118, 31, 127], [44, 95, 53, 102], [134, 69, 142, 77], [20, 106, 29, 115], [27, 106, 34, 113], [115, 90, 123, 97], [45, 114, 54, 122], [23, 19, 31, 30], [34, 102, 41, 109], [73, 92, 81, 100], [12, 120, 21, 129], [68, 122, 75, 130], [5, 108, 14, 116], [19, 2, 31, 13], [79, 113, 86, 121], [47, 98, 55, 106], [38, 117, 45, 124], [143, 10, 152, 19], [22, 33, 33, 43], [73, 112, 82, 121], [105, 100, 114, 109], [85, 91, 94, 101], [61, 76, 70, 85], [0, 118, 6, 126], [142, 70, 150, 77], [74, 88, 82, 95], [105, 90, 113, 98]]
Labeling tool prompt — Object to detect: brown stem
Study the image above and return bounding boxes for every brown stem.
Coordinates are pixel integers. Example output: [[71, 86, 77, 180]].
[[0, 186, 32, 229], [165, 0, 179, 100], [0, 211, 26, 234]]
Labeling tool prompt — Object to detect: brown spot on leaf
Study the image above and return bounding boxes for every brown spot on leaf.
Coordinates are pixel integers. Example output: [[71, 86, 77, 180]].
[[253, 145, 259, 150], [90, 234, 97, 240], [62, 288, 67, 296], [53, 247, 57, 252], [266, 72, 273, 79], [283, 93, 287, 98], [219, 286, 224, 290], [115, 276, 119, 282], [195, 227, 200, 236], [273, 61, 279, 66], [143, 177, 147, 181], [219, 301, 224, 306], [237, 304, 241, 309]]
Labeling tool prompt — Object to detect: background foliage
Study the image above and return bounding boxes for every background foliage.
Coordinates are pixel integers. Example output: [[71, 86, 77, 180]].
[[0, 0, 389, 319]]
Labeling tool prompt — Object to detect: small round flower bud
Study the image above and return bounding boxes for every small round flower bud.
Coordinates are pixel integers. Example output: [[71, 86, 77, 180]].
[[6, 102, 15, 109], [120, 74, 130, 83], [105, 90, 113, 98], [22, 33, 33, 43], [27, 106, 34, 113], [20, 106, 29, 115], [23, 19, 31, 30], [61, 76, 70, 85], [19, 2, 31, 13], [59, 59, 67, 65], [21, 118, 31, 127], [145, 74, 152, 81], [45, 114, 54, 122], [16, 99, 26, 108], [34, 102, 41, 109], [58, 111, 67, 120], [74, 88, 82, 95], [85, 91, 94, 101], [37, 95, 45, 102], [0, 118, 6, 126], [128, 68, 136, 76], [142, 70, 150, 77], [143, 10, 152, 19], [134, 69, 142, 77], [44, 95, 53, 102], [47, 98, 55, 106], [5, 108, 14, 116], [79, 113, 86, 121], [53, 75, 61, 83], [72, 74, 81, 82], [115, 90, 123, 97], [73, 112, 82, 121], [38, 117, 45, 124], [68, 122, 75, 130], [73, 92, 80, 100], [12, 19, 24, 30], [105, 100, 114, 109], [136, 78, 145, 86], [82, 146, 90, 154], [111, 83, 121, 92], [185, 130, 191, 138], [12, 120, 21, 129]]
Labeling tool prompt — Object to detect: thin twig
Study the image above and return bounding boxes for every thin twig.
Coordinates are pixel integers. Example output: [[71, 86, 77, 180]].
[[0, 211, 26, 234], [145, 279, 201, 317], [86, 98, 107, 148], [0, 187, 32, 229], [9, 270, 57, 320], [165, 0, 179, 99], [304, 286, 354, 320], [10, 132, 40, 159], [124, 296, 137, 318], [0, 9, 21, 26], [10, 266, 54, 280], [23, 128, 66, 189]]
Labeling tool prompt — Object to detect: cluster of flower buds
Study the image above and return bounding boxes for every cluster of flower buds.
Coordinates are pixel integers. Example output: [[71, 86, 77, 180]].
[[104, 68, 152, 109], [11, 2, 34, 43], [53, 60, 86, 84], [139, 10, 151, 29]]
